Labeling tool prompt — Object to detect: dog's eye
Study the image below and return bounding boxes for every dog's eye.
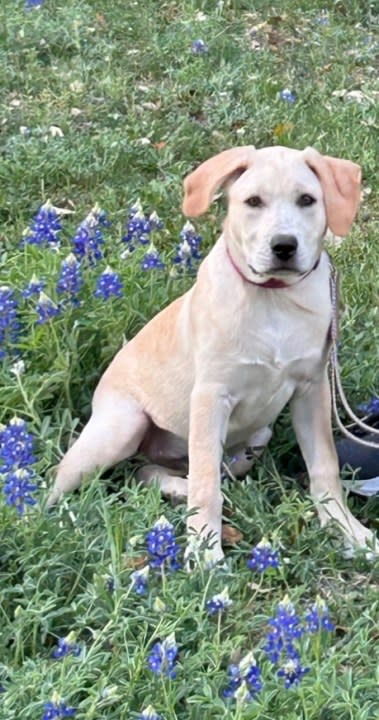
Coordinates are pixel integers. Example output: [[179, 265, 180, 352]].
[[297, 194, 316, 207], [246, 195, 264, 208]]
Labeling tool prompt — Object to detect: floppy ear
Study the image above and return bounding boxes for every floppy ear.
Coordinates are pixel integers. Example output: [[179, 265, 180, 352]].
[[182, 146, 256, 217], [303, 147, 361, 236]]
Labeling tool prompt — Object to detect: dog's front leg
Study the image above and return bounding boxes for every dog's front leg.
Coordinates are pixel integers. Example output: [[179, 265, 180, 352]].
[[290, 370, 378, 556], [187, 382, 233, 564]]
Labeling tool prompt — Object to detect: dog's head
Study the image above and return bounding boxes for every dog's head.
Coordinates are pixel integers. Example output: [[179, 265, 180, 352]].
[[182, 145, 361, 285]]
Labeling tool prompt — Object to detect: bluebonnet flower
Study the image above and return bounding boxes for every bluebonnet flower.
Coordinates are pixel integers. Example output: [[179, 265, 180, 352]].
[[358, 395, 379, 416], [316, 11, 329, 26], [147, 633, 178, 678], [304, 597, 334, 633], [141, 244, 165, 271], [71, 205, 109, 263], [223, 651, 262, 700], [0, 286, 20, 359], [0, 418, 38, 514], [3, 468, 37, 514], [42, 700, 76, 719], [35, 292, 60, 324], [279, 88, 297, 104], [0, 417, 36, 472], [247, 537, 280, 573], [122, 202, 164, 249], [191, 39, 209, 54], [277, 659, 310, 688], [22, 275, 45, 298], [138, 706, 161, 720], [51, 632, 81, 659], [56, 254, 83, 303], [130, 565, 149, 595], [173, 222, 202, 271], [206, 587, 233, 615], [105, 576, 115, 593], [94, 266, 123, 299], [146, 515, 180, 570], [22, 200, 62, 248], [25, 0, 45, 8], [263, 596, 303, 665]]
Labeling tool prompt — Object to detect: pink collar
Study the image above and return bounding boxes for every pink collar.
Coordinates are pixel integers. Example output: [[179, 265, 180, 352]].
[[226, 246, 319, 289]]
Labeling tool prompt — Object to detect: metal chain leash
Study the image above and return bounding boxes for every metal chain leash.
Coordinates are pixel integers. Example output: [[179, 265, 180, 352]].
[[328, 260, 379, 449]]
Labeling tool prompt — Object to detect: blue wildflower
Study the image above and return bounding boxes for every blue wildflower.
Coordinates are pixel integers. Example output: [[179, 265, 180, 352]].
[[138, 706, 161, 720], [358, 396, 379, 416], [247, 537, 280, 573], [147, 633, 178, 678], [173, 222, 202, 271], [22, 200, 62, 248], [130, 565, 149, 595], [277, 659, 310, 688], [51, 633, 81, 660], [223, 651, 262, 701], [105, 576, 115, 593], [0, 417, 36, 472], [0, 286, 20, 359], [56, 254, 83, 303], [304, 597, 334, 633], [316, 11, 329, 26], [279, 88, 297, 104], [22, 275, 45, 298], [146, 515, 180, 570], [191, 39, 209, 55], [25, 0, 45, 8], [122, 202, 164, 249], [94, 266, 123, 299], [3, 468, 37, 514], [71, 205, 109, 263], [0, 418, 38, 514], [206, 587, 233, 615], [263, 596, 303, 665], [42, 700, 77, 719], [35, 292, 60, 324], [141, 244, 165, 271]]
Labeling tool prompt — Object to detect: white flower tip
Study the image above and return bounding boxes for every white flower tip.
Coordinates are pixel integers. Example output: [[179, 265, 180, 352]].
[[182, 220, 195, 232], [131, 565, 149, 581], [164, 632, 177, 649], [10, 416, 24, 426], [38, 291, 55, 305], [239, 651, 256, 674], [64, 252, 78, 265], [154, 514, 172, 529]]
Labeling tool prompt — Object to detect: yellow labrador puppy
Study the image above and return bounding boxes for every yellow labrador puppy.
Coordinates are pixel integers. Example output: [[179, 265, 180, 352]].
[[48, 145, 378, 561]]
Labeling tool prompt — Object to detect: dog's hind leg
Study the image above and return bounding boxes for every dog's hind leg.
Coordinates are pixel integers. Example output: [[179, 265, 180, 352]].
[[47, 391, 150, 507], [136, 464, 188, 502]]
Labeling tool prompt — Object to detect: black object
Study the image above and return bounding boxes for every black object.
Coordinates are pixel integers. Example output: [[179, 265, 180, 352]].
[[336, 413, 379, 481]]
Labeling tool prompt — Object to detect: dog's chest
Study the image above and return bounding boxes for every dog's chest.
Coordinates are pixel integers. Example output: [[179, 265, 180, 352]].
[[224, 305, 329, 435]]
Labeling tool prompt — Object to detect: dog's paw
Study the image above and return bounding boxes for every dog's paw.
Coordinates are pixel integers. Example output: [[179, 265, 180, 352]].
[[341, 528, 379, 561]]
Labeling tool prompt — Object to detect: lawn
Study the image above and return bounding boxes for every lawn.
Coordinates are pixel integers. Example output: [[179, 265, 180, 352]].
[[0, 1, 378, 718]]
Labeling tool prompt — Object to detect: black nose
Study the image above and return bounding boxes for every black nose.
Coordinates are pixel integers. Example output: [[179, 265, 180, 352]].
[[270, 234, 298, 261]]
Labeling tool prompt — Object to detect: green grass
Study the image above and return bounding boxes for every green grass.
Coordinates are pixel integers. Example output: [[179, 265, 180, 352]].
[[0, 1, 378, 718]]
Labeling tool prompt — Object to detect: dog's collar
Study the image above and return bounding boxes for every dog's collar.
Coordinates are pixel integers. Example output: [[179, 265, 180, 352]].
[[226, 246, 320, 289]]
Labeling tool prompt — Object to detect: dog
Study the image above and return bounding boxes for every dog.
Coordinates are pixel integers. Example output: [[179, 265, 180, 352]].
[[47, 145, 378, 562]]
